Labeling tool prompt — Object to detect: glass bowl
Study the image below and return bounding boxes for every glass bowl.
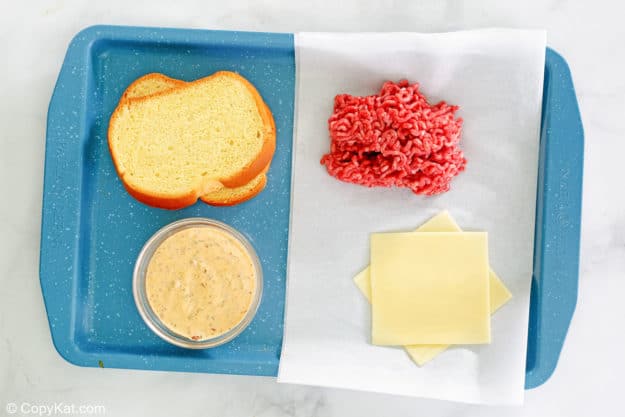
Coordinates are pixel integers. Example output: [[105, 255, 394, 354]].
[[133, 217, 263, 349]]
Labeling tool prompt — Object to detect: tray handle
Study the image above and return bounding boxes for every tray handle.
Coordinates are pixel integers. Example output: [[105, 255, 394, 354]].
[[525, 48, 584, 389]]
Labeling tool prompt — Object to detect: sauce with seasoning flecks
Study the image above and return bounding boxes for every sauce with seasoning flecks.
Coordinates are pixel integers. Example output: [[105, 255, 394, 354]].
[[145, 226, 256, 341]]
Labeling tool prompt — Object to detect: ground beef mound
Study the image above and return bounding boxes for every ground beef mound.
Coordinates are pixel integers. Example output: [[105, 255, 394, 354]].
[[320, 80, 466, 195]]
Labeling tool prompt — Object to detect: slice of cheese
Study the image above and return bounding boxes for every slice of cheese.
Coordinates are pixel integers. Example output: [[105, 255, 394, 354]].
[[354, 211, 511, 364], [370, 231, 490, 345]]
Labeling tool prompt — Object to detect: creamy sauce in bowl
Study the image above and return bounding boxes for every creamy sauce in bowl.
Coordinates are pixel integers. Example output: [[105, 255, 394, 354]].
[[144, 226, 257, 341]]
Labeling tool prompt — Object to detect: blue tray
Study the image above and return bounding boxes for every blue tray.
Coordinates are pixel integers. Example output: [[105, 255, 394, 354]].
[[41, 25, 296, 376], [40, 25, 583, 388]]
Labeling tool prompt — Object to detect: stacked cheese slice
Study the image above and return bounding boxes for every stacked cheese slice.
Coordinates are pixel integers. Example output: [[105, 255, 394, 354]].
[[354, 211, 512, 365]]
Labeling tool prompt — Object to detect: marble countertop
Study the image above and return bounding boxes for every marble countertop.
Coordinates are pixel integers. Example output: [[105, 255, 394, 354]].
[[1, 1, 623, 416]]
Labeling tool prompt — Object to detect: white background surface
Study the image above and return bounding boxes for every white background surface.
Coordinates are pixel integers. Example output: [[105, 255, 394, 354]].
[[0, 1, 623, 416]]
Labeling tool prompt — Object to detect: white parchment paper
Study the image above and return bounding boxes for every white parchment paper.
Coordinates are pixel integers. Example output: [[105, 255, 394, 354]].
[[278, 30, 546, 405]]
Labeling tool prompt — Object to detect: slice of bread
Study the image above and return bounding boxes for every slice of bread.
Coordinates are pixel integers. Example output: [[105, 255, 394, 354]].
[[118, 73, 270, 206], [109, 71, 275, 209]]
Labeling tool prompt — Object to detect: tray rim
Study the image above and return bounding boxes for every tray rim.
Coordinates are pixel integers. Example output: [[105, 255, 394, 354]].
[[524, 48, 583, 389], [40, 25, 583, 389]]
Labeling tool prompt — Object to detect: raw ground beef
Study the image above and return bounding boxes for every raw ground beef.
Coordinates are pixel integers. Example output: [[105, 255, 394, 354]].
[[320, 80, 466, 195]]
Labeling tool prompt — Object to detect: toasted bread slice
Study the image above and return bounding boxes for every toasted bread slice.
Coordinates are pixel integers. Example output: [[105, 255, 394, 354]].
[[109, 71, 275, 209], [119, 73, 269, 206]]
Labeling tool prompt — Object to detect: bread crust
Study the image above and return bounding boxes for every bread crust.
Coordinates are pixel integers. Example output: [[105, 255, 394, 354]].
[[200, 174, 267, 206], [202, 163, 270, 206], [108, 71, 276, 209], [121, 180, 200, 210]]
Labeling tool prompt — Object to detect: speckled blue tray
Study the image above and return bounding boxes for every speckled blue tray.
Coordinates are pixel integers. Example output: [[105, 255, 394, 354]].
[[40, 26, 583, 388], [41, 25, 296, 376]]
